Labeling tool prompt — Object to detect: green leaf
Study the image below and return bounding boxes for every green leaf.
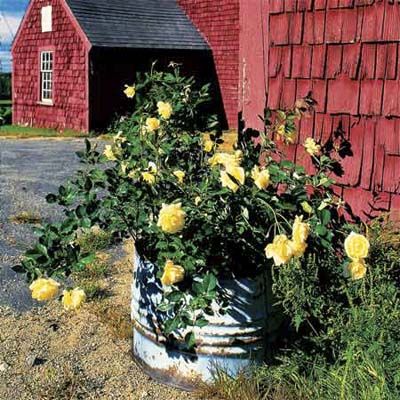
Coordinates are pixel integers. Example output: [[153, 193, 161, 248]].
[[80, 253, 95, 265], [12, 265, 26, 274], [195, 318, 208, 328], [185, 332, 196, 349], [321, 209, 332, 225], [46, 194, 58, 204], [315, 224, 328, 237], [202, 273, 217, 293], [35, 244, 48, 257]]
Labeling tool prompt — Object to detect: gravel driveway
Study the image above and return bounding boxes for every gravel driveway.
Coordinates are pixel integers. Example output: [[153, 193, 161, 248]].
[[0, 138, 99, 311]]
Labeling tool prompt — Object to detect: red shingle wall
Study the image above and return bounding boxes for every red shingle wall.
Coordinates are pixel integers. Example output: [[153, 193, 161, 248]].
[[267, 0, 400, 220], [12, 0, 89, 132], [177, 0, 240, 129]]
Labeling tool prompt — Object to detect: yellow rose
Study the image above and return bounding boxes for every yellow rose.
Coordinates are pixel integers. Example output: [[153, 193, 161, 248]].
[[304, 137, 321, 156], [145, 117, 161, 132], [292, 216, 310, 244], [301, 201, 313, 214], [209, 152, 241, 168], [346, 260, 367, 281], [103, 145, 117, 161], [344, 232, 370, 261], [141, 172, 156, 185], [203, 139, 214, 153], [62, 288, 86, 311], [161, 260, 185, 286], [290, 240, 307, 258], [265, 234, 294, 266], [29, 278, 60, 302], [173, 170, 185, 184], [251, 166, 270, 190], [157, 203, 186, 234], [124, 85, 136, 98], [157, 101, 173, 120], [220, 166, 245, 193]]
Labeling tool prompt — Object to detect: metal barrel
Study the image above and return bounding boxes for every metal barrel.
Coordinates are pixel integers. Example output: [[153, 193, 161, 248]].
[[131, 251, 272, 391]]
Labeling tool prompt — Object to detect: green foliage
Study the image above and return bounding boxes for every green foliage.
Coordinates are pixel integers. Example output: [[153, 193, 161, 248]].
[[15, 64, 345, 348], [251, 217, 400, 400], [0, 105, 11, 126]]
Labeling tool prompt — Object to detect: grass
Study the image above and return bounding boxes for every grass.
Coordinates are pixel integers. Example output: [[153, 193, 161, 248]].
[[0, 99, 11, 106], [76, 226, 113, 253], [0, 124, 88, 138], [74, 228, 114, 301], [9, 210, 42, 224]]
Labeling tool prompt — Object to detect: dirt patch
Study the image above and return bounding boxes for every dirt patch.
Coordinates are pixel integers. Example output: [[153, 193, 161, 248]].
[[0, 251, 199, 400]]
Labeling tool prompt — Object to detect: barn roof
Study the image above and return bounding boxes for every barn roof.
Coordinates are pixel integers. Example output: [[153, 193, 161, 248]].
[[65, 0, 209, 51]]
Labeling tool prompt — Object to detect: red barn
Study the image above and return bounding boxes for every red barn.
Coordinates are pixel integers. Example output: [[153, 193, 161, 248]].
[[180, 0, 399, 220], [12, 0, 400, 219], [11, 0, 214, 132]]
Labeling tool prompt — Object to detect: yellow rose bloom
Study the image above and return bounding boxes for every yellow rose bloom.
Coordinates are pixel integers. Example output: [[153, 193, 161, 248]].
[[301, 201, 313, 214], [209, 152, 241, 169], [220, 166, 245, 193], [103, 145, 117, 161], [346, 260, 367, 281], [157, 203, 186, 234], [157, 101, 173, 120], [173, 170, 185, 184], [290, 240, 307, 258], [145, 117, 161, 132], [203, 139, 214, 153], [62, 288, 86, 311], [29, 278, 60, 302], [123, 84, 136, 98], [251, 166, 271, 190], [161, 260, 185, 286], [141, 172, 156, 185], [265, 234, 294, 266], [304, 137, 321, 156], [344, 232, 370, 261], [292, 216, 310, 244]]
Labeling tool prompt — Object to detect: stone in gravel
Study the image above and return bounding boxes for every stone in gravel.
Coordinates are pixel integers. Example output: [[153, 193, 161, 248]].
[[0, 362, 9, 372]]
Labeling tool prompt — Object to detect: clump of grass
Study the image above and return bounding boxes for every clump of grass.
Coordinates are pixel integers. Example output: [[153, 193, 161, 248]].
[[76, 226, 113, 253], [79, 281, 108, 300], [197, 370, 265, 400], [73, 251, 111, 301], [10, 210, 42, 224]]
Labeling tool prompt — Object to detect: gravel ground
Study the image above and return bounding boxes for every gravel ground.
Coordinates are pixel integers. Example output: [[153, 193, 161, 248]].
[[0, 139, 201, 400], [0, 138, 90, 311]]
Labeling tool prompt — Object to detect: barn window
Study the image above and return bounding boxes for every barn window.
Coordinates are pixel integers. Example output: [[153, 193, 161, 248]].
[[41, 6, 52, 32], [40, 51, 53, 103]]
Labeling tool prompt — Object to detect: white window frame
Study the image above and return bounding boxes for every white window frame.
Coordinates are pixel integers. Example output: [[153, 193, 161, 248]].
[[40, 51, 53, 104], [41, 6, 53, 33]]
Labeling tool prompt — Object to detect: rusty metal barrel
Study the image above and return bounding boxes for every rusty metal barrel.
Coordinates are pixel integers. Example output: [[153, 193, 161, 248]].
[[131, 252, 272, 390]]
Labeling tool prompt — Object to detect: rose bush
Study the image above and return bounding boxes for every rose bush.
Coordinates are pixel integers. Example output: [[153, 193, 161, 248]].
[[16, 64, 370, 350]]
